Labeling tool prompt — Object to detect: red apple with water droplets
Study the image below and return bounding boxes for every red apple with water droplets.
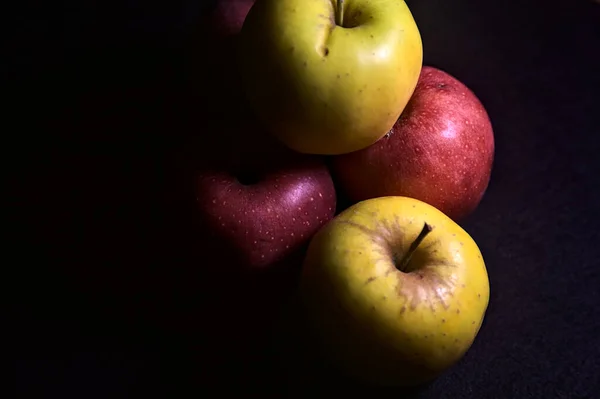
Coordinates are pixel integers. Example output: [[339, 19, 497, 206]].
[[331, 66, 495, 221]]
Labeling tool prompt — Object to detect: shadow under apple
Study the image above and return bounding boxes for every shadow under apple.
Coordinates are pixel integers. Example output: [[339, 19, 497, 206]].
[[266, 294, 436, 398]]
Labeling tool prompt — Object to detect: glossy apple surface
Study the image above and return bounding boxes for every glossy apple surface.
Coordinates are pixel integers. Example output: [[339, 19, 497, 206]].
[[331, 66, 495, 221], [195, 112, 337, 272], [300, 196, 490, 386], [239, 0, 422, 155], [196, 156, 336, 270]]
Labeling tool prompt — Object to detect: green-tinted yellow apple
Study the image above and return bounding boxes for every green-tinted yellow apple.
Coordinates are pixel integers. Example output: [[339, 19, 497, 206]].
[[239, 0, 423, 155], [300, 196, 490, 386]]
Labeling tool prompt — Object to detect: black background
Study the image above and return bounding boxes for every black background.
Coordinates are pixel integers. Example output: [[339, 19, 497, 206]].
[[10, 0, 600, 398]]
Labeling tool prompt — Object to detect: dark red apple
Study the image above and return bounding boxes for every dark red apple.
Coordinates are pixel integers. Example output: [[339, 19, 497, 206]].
[[185, 0, 256, 117], [206, 0, 255, 37], [195, 118, 336, 273], [331, 66, 495, 221], [189, 108, 336, 332]]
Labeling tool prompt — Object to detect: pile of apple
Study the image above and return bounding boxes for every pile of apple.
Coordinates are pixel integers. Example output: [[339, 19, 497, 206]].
[[192, 0, 494, 387]]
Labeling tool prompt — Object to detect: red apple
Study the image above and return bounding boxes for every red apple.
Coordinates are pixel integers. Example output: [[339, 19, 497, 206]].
[[190, 106, 336, 316], [331, 66, 495, 221], [195, 120, 336, 273], [206, 0, 255, 38], [185, 0, 255, 117]]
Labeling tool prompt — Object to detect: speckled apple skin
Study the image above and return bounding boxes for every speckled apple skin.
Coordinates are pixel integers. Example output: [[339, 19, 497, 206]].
[[332, 66, 495, 221], [195, 119, 337, 271]]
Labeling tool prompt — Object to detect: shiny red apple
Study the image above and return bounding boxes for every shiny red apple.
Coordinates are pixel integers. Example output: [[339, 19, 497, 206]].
[[331, 66, 495, 221], [196, 159, 336, 273], [194, 107, 337, 274]]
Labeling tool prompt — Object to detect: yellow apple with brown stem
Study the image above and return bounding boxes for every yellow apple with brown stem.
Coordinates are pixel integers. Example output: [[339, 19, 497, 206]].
[[300, 196, 490, 386]]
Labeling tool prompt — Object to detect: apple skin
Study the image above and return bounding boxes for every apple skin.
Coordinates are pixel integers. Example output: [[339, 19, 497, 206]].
[[300, 196, 490, 386], [196, 157, 337, 271], [239, 0, 423, 155], [331, 66, 495, 221], [194, 111, 337, 273]]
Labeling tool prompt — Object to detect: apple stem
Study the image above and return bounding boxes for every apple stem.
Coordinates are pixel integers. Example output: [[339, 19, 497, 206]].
[[397, 223, 433, 272], [336, 0, 345, 27]]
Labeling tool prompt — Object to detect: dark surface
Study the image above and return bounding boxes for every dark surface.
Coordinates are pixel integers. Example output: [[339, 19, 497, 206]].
[[10, 0, 600, 398]]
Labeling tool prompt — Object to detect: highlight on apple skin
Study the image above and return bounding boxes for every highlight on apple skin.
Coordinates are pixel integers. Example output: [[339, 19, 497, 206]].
[[331, 66, 495, 222], [196, 159, 337, 270]]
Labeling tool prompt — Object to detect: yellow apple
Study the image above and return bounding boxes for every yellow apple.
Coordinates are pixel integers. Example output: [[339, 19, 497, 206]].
[[239, 0, 423, 155], [300, 196, 490, 386]]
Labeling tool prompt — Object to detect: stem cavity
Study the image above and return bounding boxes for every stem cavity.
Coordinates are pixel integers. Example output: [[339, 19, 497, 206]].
[[397, 223, 433, 272]]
